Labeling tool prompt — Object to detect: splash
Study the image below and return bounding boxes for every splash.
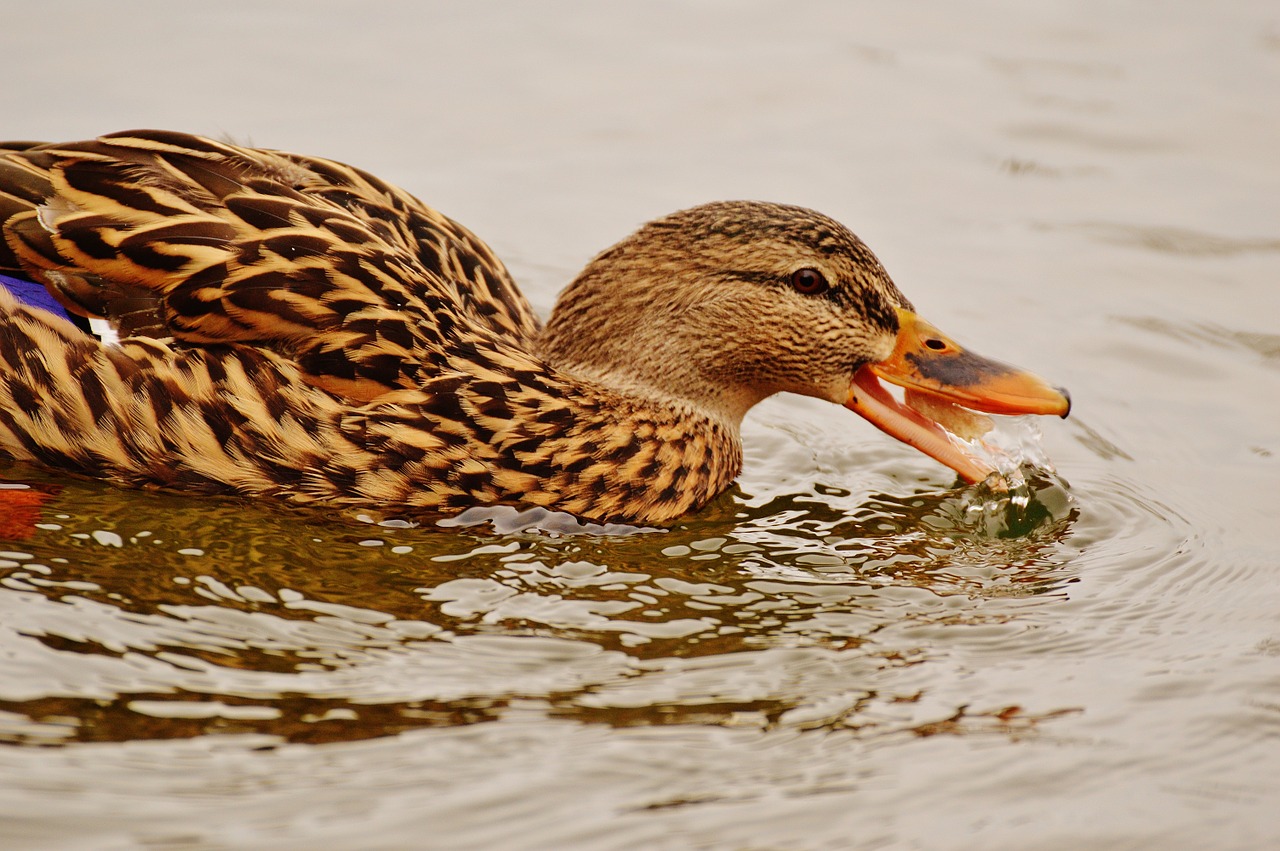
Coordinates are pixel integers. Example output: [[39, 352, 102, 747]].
[[970, 416, 1055, 489], [952, 416, 1070, 538]]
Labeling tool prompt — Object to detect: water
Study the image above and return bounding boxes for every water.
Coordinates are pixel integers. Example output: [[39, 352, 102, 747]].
[[2, 1, 1279, 848]]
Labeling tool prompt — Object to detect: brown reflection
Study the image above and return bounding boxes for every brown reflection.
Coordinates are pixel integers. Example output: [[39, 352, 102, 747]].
[[0, 693, 505, 746], [901, 704, 1082, 741], [0, 459, 1080, 746], [557, 697, 822, 730]]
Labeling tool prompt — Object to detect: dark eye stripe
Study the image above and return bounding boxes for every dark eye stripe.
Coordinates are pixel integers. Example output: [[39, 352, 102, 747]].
[[727, 268, 842, 302], [724, 268, 899, 333]]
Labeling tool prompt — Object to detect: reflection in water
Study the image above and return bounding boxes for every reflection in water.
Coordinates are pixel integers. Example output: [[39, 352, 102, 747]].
[[0, 457, 1082, 751]]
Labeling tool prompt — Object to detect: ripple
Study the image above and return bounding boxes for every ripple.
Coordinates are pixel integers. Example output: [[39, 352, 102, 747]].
[[0, 453, 1092, 746], [0, 403, 1268, 849], [438, 505, 659, 537], [1062, 222, 1280, 257], [1118, 316, 1280, 366]]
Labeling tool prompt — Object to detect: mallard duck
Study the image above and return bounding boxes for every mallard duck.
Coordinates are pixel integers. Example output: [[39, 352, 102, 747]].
[[0, 130, 1069, 525]]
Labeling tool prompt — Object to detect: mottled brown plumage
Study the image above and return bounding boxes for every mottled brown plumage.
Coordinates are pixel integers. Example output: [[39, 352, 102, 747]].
[[0, 131, 1068, 525]]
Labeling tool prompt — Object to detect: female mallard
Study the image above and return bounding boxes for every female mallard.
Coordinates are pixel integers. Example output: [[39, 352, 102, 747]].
[[0, 130, 1069, 525]]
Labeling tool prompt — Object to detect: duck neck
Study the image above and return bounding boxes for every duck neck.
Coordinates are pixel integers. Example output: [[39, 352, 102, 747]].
[[542, 355, 749, 434], [537, 301, 766, 430]]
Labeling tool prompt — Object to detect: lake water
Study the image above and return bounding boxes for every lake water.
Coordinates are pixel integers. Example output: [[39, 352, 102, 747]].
[[2, 2, 1278, 848]]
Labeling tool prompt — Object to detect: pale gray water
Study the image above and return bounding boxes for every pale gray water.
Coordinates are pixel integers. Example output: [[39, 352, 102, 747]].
[[1, 1, 1278, 849]]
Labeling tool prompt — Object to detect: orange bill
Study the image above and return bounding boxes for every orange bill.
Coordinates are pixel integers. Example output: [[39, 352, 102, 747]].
[[844, 308, 1070, 483]]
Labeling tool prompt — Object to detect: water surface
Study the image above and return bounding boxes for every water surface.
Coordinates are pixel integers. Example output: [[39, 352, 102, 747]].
[[1, 1, 1278, 848]]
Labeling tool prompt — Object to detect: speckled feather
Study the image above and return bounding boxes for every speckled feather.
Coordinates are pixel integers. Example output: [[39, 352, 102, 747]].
[[0, 131, 908, 524]]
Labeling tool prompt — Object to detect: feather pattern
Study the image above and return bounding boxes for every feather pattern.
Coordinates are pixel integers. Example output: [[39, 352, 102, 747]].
[[0, 130, 999, 525]]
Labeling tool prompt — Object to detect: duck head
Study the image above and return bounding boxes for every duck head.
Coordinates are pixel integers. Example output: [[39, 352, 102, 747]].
[[539, 201, 1069, 483]]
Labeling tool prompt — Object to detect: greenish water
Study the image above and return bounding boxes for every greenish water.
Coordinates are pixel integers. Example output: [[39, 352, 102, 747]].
[[1, 1, 1278, 849]]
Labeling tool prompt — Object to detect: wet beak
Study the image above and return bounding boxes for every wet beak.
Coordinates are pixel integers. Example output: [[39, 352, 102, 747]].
[[844, 308, 1071, 483]]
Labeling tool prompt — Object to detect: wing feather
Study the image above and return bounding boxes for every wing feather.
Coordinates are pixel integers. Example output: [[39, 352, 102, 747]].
[[0, 130, 541, 398]]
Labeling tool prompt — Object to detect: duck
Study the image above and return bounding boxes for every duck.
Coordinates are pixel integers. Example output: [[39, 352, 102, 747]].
[[0, 130, 1070, 525]]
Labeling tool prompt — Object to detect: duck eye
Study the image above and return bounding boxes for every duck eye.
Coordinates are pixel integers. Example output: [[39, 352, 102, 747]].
[[789, 268, 829, 295]]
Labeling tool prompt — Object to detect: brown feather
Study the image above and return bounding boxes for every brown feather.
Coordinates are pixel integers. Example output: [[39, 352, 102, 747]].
[[0, 131, 920, 524]]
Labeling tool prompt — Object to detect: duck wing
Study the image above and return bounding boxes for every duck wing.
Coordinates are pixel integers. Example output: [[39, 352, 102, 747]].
[[0, 130, 540, 400]]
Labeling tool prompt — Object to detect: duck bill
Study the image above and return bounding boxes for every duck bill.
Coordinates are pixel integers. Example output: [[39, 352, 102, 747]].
[[843, 308, 1071, 484]]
